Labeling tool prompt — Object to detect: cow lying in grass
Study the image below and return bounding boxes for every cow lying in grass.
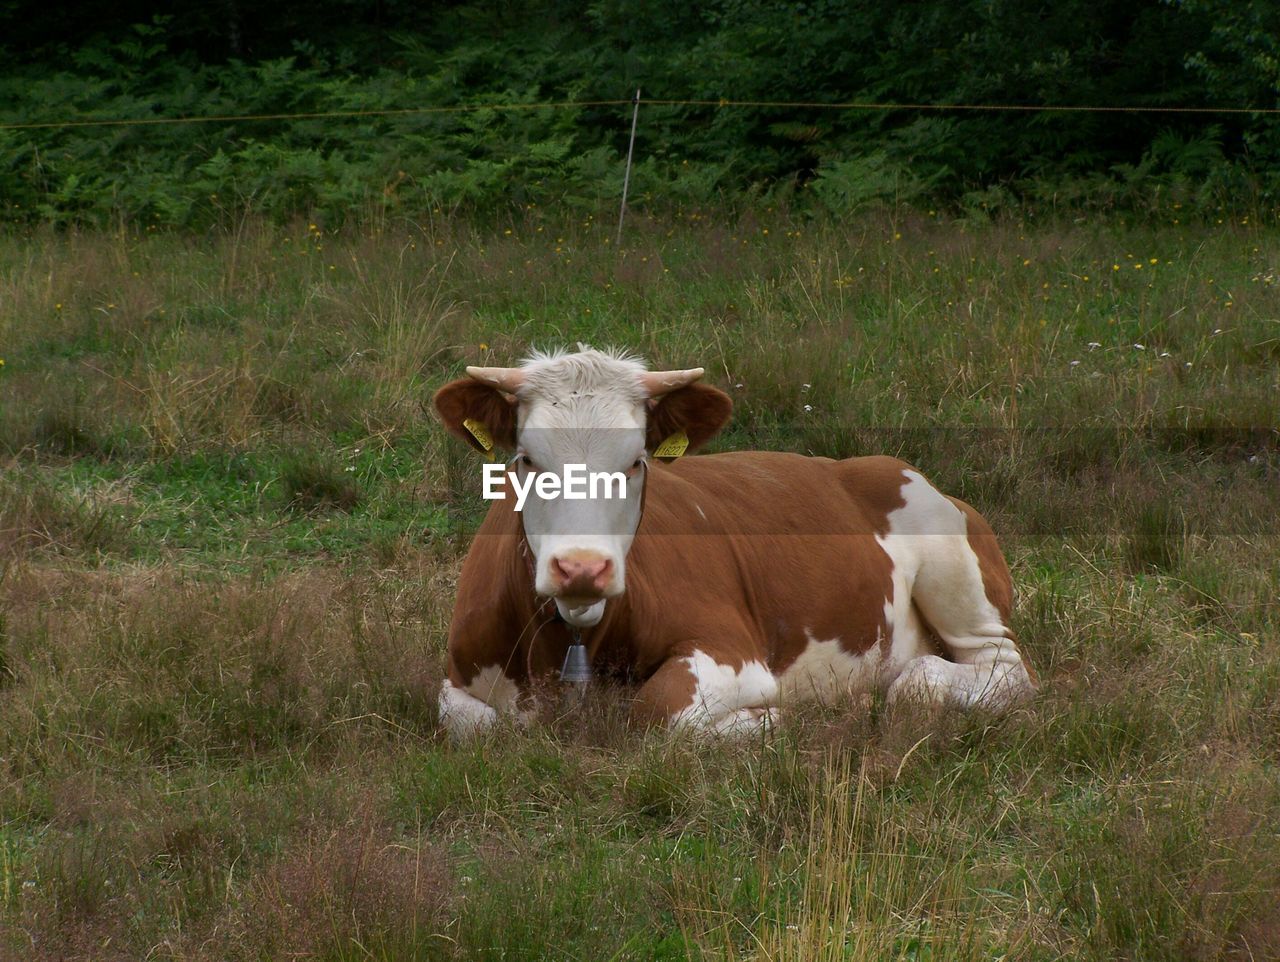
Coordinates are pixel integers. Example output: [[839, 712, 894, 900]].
[[433, 347, 1036, 737]]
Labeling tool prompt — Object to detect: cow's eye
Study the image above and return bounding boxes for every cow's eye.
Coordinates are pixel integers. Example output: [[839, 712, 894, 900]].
[[519, 454, 535, 470]]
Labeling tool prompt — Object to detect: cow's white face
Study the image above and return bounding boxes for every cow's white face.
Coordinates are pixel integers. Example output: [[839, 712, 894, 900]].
[[434, 348, 732, 628], [516, 405, 647, 623]]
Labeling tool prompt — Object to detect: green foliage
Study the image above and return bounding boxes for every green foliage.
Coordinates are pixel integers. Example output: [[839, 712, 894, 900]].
[[1125, 501, 1190, 573], [2, 2, 1280, 226], [280, 449, 363, 513], [809, 152, 931, 213]]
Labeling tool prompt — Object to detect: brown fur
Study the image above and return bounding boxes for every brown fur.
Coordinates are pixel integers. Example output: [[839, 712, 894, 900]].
[[645, 383, 734, 454], [432, 379, 518, 452], [948, 497, 1014, 620], [444, 452, 974, 718]]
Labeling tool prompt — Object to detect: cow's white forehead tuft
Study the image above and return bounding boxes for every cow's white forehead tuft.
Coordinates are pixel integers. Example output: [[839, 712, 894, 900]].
[[518, 346, 648, 404]]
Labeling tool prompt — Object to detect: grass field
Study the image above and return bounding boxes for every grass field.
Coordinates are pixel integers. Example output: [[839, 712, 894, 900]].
[[1, 209, 1277, 960]]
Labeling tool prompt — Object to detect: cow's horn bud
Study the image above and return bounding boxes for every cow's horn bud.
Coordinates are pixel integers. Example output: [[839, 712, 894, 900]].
[[639, 367, 704, 397], [466, 366, 526, 394]]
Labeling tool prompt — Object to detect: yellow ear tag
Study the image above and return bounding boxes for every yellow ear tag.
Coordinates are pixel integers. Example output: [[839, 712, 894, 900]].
[[462, 418, 496, 461], [652, 430, 689, 460]]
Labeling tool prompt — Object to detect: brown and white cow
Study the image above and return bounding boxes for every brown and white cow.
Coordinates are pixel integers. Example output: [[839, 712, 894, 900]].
[[433, 347, 1036, 737]]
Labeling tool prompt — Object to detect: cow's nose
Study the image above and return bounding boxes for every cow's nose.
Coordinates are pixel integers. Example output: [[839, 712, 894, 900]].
[[550, 553, 613, 595]]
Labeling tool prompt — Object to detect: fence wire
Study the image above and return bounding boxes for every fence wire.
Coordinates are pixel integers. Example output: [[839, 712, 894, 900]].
[[3, 95, 1278, 132]]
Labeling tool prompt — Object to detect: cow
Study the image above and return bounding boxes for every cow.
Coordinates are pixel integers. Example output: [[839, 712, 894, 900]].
[[433, 347, 1036, 738]]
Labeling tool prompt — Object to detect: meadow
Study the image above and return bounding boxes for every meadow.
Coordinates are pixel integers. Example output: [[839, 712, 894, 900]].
[[0, 208, 1277, 960]]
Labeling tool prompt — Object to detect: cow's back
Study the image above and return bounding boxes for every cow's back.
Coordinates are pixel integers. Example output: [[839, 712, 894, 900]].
[[641, 451, 910, 535], [622, 452, 917, 673]]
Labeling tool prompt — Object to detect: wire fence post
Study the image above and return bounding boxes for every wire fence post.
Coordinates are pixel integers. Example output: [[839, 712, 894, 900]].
[[615, 88, 641, 247]]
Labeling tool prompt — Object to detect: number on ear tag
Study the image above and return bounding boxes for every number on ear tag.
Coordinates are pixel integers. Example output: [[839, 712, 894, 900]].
[[462, 418, 496, 460], [652, 430, 689, 460]]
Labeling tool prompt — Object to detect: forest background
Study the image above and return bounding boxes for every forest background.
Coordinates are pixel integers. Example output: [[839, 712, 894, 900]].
[[3, 0, 1280, 226]]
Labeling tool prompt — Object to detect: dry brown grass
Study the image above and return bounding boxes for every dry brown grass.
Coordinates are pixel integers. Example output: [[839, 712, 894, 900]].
[[0, 212, 1276, 960], [236, 811, 454, 962], [0, 559, 452, 772]]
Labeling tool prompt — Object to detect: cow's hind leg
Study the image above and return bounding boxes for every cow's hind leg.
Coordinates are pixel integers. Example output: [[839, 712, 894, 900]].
[[885, 479, 1035, 710], [633, 644, 779, 735]]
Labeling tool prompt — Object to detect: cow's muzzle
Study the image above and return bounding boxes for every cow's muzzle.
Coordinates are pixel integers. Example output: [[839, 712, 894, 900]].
[[548, 549, 616, 602]]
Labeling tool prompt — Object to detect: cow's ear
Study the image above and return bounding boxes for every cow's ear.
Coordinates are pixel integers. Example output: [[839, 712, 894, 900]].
[[433, 379, 518, 453], [645, 383, 732, 455]]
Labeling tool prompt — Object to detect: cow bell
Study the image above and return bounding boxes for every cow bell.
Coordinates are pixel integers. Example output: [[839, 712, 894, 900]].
[[560, 643, 592, 686]]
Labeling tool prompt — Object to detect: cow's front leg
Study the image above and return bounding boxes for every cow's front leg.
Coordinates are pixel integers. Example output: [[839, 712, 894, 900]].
[[438, 662, 525, 740], [633, 646, 779, 735]]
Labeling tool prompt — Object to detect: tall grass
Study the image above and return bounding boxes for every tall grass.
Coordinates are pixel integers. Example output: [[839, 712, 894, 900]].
[[684, 748, 1021, 961], [0, 209, 1276, 959]]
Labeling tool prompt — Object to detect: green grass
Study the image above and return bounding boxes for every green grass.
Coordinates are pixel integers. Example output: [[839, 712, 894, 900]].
[[0, 209, 1278, 960]]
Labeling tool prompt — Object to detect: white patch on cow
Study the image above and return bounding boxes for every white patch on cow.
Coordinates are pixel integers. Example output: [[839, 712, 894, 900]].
[[887, 654, 1033, 710], [707, 706, 779, 735], [439, 680, 496, 739], [779, 630, 883, 702], [670, 649, 779, 733], [875, 470, 1035, 710], [778, 605, 936, 705], [878, 562, 940, 673], [519, 346, 649, 407], [438, 665, 522, 740], [695, 503, 707, 521]]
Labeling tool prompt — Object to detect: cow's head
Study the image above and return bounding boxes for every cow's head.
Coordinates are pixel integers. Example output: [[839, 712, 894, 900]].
[[434, 348, 732, 626]]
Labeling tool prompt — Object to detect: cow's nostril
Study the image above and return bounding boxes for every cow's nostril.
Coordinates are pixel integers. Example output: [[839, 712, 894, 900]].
[[592, 559, 613, 588], [552, 557, 572, 583]]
